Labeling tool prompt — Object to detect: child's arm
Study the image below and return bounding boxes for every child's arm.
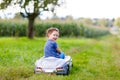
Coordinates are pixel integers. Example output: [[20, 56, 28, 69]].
[[56, 48, 61, 54]]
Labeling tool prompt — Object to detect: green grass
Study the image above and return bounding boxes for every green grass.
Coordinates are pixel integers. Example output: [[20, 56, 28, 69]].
[[0, 35, 120, 80]]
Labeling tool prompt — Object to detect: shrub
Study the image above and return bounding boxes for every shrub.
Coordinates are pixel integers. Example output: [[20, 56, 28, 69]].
[[0, 20, 110, 38]]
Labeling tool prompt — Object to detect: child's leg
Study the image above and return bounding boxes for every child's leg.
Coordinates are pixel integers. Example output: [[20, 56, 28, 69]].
[[59, 52, 65, 59]]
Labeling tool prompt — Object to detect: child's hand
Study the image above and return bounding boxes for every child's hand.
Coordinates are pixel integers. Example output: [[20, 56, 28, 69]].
[[59, 52, 65, 59]]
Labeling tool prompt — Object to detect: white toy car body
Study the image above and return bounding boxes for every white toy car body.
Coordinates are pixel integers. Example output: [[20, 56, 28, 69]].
[[34, 56, 72, 75]]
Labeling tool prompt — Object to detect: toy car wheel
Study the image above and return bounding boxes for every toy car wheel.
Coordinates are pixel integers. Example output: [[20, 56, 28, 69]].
[[63, 65, 69, 75]]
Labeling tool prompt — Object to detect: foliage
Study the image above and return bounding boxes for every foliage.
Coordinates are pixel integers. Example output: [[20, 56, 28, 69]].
[[0, 35, 120, 80], [0, 0, 64, 39], [82, 25, 110, 38], [0, 20, 27, 37], [35, 22, 80, 37], [114, 17, 120, 27], [82, 18, 93, 25], [0, 0, 11, 9], [97, 18, 108, 27], [0, 20, 110, 38]]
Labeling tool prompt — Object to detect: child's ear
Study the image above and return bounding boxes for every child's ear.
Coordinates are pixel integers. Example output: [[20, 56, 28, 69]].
[[47, 33, 50, 37]]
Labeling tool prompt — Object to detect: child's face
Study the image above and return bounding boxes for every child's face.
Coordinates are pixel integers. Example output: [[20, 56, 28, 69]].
[[48, 31, 59, 41]]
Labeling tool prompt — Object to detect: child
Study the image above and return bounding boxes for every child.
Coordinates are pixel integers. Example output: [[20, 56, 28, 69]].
[[44, 27, 65, 59]]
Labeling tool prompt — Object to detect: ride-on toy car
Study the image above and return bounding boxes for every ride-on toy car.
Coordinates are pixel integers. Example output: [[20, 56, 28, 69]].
[[34, 56, 72, 75]]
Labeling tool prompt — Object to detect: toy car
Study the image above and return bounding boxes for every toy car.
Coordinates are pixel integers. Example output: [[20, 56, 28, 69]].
[[34, 56, 72, 75]]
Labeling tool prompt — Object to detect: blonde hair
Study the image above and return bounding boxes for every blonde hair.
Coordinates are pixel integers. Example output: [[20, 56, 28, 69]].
[[46, 27, 59, 37]]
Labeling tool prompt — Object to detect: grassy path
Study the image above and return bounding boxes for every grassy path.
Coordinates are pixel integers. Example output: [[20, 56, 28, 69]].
[[0, 35, 120, 80]]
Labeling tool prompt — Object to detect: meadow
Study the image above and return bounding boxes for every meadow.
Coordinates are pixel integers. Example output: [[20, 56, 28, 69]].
[[0, 35, 120, 80]]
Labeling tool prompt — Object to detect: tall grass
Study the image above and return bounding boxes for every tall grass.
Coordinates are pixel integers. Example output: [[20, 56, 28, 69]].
[[0, 19, 110, 38], [0, 35, 120, 80]]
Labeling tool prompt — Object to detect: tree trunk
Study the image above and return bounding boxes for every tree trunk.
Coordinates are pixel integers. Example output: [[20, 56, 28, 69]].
[[28, 18, 35, 39]]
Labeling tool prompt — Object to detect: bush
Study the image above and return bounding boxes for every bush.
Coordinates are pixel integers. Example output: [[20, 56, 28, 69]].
[[0, 20, 110, 38], [35, 22, 80, 37], [0, 20, 27, 37], [82, 26, 110, 38]]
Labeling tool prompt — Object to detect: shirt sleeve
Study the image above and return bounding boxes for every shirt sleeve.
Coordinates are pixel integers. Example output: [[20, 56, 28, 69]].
[[53, 42, 58, 49]]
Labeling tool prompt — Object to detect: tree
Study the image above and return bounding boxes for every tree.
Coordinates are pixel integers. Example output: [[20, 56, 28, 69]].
[[0, 0, 64, 39], [65, 15, 73, 21], [114, 17, 120, 27], [97, 18, 107, 27], [82, 18, 93, 25]]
